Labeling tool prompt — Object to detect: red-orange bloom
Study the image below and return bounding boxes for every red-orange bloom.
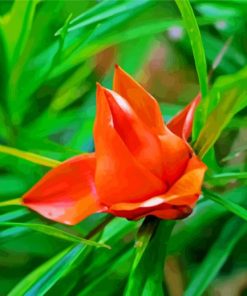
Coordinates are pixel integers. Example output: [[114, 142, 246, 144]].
[[22, 66, 206, 225]]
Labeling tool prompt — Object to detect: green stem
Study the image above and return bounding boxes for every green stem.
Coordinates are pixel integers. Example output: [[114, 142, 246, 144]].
[[125, 218, 175, 295]]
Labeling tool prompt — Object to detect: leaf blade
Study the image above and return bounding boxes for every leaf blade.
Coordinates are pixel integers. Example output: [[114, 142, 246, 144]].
[[203, 189, 247, 223], [8, 244, 85, 296], [184, 217, 247, 296], [175, 0, 208, 98], [0, 144, 61, 167], [0, 222, 110, 249]]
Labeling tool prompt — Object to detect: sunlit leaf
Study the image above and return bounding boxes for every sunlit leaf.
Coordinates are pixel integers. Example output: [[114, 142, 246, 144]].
[[0, 144, 61, 167]]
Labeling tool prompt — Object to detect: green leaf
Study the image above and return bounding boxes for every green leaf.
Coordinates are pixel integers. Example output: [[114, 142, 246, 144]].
[[175, 0, 208, 98], [0, 174, 27, 196], [184, 217, 247, 296], [203, 189, 247, 223], [63, 0, 151, 33], [0, 226, 29, 240], [0, 144, 61, 167], [78, 250, 133, 296], [125, 219, 175, 295], [0, 0, 38, 68], [193, 66, 247, 158], [0, 222, 110, 249], [169, 187, 247, 254], [55, 16, 216, 81], [131, 216, 159, 270], [8, 244, 86, 296], [209, 172, 247, 181], [0, 208, 28, 222]]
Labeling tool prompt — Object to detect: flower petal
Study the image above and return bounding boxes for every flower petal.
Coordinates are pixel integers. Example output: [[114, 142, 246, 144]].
[[159, 128, 192, 185], [102, 87, 165, 179], [148, 205, 192, 220], [108, 155, 206, 219], [167, 94, 201, 140], [22, 154, 105, 225], [113, 65, 165, 135], [160, 154, 207, 206], [113, 65, 192, 185], [94, 84, 166, 206], [109, 201, 191, 220]]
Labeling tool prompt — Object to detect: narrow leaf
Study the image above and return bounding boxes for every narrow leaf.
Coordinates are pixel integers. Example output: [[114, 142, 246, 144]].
[[0, 144, 61, 167], [184, 217, 247, 296], [175, 0, 208, 98], [169, 187, 247, 254], [193, 67, 247, 158], [0, 208, 28, 222], [125, 219, 175, 295], [0, 0, 38, 67], [0, 222, 110, 249], [132, 216, 159, 270], [203, 188, 247, 223], [209, 172, 247, 181], [65, 0, 150, 33], [8, 244, 85, 296]]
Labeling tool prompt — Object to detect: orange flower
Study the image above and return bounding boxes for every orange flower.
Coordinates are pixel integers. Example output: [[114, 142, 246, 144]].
[[22, 66, 206, 225]]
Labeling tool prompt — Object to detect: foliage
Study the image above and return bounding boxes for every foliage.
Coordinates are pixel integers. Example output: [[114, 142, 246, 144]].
[[0, 0, 247, 295]]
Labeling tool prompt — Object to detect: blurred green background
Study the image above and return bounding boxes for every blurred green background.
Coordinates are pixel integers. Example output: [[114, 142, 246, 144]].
[[0, 0, 247, 295]]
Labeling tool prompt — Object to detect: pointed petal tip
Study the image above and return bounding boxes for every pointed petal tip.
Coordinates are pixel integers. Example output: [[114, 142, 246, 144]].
[[96, 83, 111, 94], [96, 82, 102, 89], [114, 64, 125, 75], [96, 83, 107, 97]]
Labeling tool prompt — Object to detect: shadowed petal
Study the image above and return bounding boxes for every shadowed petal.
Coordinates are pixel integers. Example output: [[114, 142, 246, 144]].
[[168, 94, 201, 140], [22, 154, 105, 225], [159, 127, 192, 185], [94, 84, 166, 206], [148, 205, 192, 220], [113, 65, 165, 135], [109, 202, 191, 220]]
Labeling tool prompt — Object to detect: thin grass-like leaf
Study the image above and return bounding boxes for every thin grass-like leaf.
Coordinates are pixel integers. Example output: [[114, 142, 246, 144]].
[[203, 189, 247, 223], [194, 66, 247, 158], [0, 144, 61, 167], [125, 220, 175, 295], [209, 172, 247, 181], [0, 0, 38, 68], [0, 222, 110, 249], [8, 244, 86, 296], [184, 217, 247, 296], [63, 0, 151, 33], [131, 217, 159, 270], [175, 0, 208, 98], [0, 208, 28, 222]]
